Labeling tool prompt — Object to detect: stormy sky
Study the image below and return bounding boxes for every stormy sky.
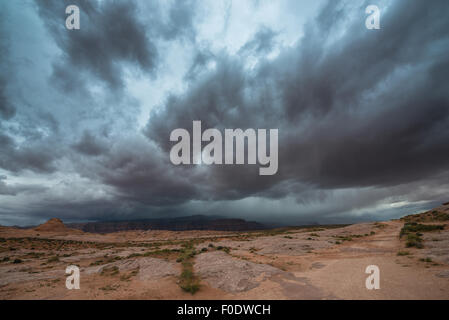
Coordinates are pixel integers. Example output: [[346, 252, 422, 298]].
[[1, 0, 449, 226]]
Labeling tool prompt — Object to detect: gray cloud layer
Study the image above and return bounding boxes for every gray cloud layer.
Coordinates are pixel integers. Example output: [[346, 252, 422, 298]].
[[1, 0, 448, 225], [146, 0, 449, 195]]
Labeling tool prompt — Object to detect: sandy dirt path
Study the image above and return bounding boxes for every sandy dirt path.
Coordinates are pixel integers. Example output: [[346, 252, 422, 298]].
[[245, 221, 449, 299]]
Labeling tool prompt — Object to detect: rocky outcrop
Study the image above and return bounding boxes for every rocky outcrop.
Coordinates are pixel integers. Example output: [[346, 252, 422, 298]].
[[34, 218, 70, 232]]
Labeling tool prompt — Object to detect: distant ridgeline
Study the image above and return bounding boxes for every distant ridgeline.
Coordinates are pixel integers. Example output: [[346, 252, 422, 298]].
[[67, 215, 267, 233]]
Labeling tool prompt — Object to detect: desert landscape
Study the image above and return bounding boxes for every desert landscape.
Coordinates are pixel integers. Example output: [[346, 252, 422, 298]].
[[0, 203, 448, 300]]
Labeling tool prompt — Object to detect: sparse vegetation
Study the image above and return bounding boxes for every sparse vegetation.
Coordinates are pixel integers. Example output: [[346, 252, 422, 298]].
[[47, 256, 59, 263], [120, 269, 139, 282], [405, 233, 423, 248], [100, 284, 118, 291], [374, 222, 387, 229], [101, 265, 119, 276], [179, 268, 200, 294], [216, 246, 230, 254], [399, 223, 445, 249], [177, 242, 200, 294], [400, 223, 444, 237], [0, 206, 447, 299], [249, 247, 259, 253], [401, 209, 449, 223]]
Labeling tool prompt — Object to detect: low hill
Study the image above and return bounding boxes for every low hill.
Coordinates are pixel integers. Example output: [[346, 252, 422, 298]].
[[34, 218, 77, 233], [400, 202, 449, 223]]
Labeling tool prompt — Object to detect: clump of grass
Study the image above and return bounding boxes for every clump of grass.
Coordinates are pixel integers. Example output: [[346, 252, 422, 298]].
[[179, 268, 200, 294], [405, 233, 423, 248], [419, 257, 433, 263], [143, 248, 179, 259], [90, 256, 122, 266], [249, 247, 259, 253], [374, 222, 387, 229], [90, 259, 104, 266], [13, 258, 22, 264], [177, 242, 200, 294], [216, 246, 230, 254], [333, 235, 353, 242], [400, 222, 444, 249], [400, 223, 444, 237], [100, 284, 118, 291], [397, 251, 410, 256], [101, 265, 119, 276], [47, 256, 60, 263], [120, 269, 139, 281], [309, 233, 320, 237]]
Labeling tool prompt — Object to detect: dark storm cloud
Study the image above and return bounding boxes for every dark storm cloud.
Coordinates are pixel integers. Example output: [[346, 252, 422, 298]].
[[0, 79, 16, 120], [0, 13, 16, 120], [184, 49, 215, 81], [72, 130, 108, 156], [35, 0, 198, 91], [154, 0, 197, 41], [35, 0, 158, 90], [0, 133, 58, 173], [84, 137, 204, 206], [145, 0, 449, 202], [2, 0, 449, 226], [238, 26, 278, 56]]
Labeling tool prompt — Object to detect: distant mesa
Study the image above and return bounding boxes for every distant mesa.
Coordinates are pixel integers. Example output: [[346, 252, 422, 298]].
[[34, 218, 72, 233], [67, 215, 267, 233]]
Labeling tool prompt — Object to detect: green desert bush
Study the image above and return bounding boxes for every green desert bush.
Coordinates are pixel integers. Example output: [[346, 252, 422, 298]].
[[405, 233, 423, 248]]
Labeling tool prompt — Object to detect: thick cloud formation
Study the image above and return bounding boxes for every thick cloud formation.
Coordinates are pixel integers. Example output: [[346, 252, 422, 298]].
[[1, 0, 449, 225], [35, 0, 158, 90], [146, 0, 449, 195], [0, 79, 16, 120]]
